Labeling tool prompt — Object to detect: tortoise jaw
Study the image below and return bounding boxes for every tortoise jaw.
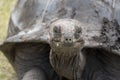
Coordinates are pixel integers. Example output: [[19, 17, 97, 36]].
[[63, 42, 74, 47]]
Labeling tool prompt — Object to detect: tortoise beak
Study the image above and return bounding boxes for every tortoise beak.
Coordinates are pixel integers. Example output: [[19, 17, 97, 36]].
[[63, 36, 74, 47], [63, 43, 73, 47]]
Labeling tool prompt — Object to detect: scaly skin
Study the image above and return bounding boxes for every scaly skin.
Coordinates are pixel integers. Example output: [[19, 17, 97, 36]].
[[49, 19, 86, 80]]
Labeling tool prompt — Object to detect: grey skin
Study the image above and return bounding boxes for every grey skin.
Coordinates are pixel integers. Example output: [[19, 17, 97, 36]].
[[49, 19, 86, 80], [1, 0, 120, 80], [0, 43, 59, 80], [49, 19, 120, 80], [22, 68, 47, 80]]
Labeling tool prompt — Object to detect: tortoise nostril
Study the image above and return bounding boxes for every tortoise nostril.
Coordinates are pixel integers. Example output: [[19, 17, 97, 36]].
[[69, 39, 71, 41], [66, 38, 68, 41], [65, 38, 72, 43]]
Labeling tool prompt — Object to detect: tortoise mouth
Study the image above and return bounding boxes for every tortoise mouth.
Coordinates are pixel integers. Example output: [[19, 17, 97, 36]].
[[63, 42, 74, 47]]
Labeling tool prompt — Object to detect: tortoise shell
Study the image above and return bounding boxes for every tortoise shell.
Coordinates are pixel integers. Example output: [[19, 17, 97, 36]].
[[1, 0, 119, 54]]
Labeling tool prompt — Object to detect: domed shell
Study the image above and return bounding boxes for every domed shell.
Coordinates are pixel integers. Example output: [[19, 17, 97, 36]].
[[0, 0, 120, 55]]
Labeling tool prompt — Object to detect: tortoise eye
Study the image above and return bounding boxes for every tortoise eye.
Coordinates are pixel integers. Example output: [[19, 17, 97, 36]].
[[74, 26, 82, 39], [53, 26, 62, 38], [75, 26, 82, 33], [53, 26, 61, 33]]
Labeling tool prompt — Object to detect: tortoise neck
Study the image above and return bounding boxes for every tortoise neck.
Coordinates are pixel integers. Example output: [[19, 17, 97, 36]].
[[50, 48, 86, 80]]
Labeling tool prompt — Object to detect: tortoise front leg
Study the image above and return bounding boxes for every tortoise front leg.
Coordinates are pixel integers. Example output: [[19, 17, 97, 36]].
[[22, 68, 47, 80]]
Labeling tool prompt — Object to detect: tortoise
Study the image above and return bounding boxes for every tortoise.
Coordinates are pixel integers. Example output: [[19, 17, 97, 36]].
[[0, 0, 120, 80]]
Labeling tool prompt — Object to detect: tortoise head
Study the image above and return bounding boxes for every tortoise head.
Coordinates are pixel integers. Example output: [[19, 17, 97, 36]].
[[49, 19, 84, 49]]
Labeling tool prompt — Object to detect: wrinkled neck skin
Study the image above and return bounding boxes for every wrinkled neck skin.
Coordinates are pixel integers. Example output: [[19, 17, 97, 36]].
[[81, 48, 120, 80], [50, 43, 86, 80]]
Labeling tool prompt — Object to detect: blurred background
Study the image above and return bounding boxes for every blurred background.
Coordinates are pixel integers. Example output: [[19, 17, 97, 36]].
[[0, 0, 17, 80]]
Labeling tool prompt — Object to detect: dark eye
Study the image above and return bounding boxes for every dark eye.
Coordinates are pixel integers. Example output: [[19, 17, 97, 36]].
[[53, 26, 61, 42], [74, 26, 82, 39], [75, 26, 82, 33], [53, 26, 61, 33]]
